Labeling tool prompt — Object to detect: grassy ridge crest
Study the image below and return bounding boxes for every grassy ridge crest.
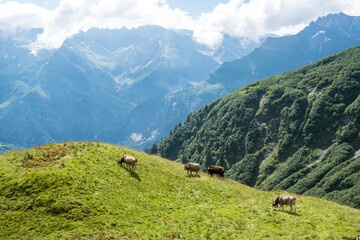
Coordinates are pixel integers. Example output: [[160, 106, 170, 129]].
[[0, 142, 359, 239]]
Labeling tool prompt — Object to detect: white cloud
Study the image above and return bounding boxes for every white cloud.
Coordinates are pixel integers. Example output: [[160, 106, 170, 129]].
[[29, 0, 194, 53], [0, 0, 360, 51], [193, 0, 360, 47], [0, 1, 51, 31]]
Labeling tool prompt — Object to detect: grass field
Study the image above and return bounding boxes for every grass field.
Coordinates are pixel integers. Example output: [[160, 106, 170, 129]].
[[0, 142, 359, 239]]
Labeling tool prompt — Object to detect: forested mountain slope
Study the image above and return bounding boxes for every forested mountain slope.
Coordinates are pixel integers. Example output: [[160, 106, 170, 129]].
[[158, 45, 360, 208]]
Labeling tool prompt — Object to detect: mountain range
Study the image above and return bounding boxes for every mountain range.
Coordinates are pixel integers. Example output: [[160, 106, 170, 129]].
[[1, 13, 360, 151], [0, 25, 256, 148], [122, 13, 360, 150]]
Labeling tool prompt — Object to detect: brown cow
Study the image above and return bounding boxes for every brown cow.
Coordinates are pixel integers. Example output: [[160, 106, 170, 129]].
[[118, 155, 138, 171], [184, 163, 200, 176], [207, 165, 225, 179], [356, 235, 360, 240], [272, 195, 296, 213]]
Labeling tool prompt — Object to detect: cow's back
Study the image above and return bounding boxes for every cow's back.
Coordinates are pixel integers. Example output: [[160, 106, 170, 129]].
[[208, 165, 225, 174], [188, 163, 200, 171], [279, 195, 296, 205], [125, 155, 137, 162]]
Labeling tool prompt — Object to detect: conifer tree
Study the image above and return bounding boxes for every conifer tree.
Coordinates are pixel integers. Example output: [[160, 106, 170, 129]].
[[218, 149, 226, 167], [204, 148, 212, 167], [150, 143, 158, 155]]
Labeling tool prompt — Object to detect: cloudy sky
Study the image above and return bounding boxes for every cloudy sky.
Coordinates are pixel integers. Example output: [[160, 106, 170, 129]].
[[0, 0, 360, 53]]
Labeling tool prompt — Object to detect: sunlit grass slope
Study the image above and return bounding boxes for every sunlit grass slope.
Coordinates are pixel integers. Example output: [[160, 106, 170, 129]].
[[0, 142, 359, 239]]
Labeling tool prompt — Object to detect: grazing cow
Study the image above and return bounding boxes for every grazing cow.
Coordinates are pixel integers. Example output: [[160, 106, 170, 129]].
[[118, 155, 138, 171], [207, 165, 225, 179], [184, 163, 200, 176], [272, 195, 296, 213]]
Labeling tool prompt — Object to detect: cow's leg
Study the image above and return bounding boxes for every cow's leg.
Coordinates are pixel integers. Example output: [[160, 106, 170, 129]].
[[290, 204, 292, 212], [294, 203, 296, 213]]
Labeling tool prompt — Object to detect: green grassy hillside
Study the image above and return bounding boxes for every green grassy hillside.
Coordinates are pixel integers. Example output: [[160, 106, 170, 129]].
[[0, 142, 359, 239]]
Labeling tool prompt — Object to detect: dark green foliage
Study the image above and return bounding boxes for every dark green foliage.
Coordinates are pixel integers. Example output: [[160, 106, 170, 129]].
[[227, 150, 265, 186], [260, 147, 313, 190], [145, 143, 158, 155], [204, 148, 213, 168], [158, 46, 360, 208]]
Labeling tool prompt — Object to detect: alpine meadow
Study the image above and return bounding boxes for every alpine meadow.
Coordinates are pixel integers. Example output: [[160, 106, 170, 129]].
[[0, 142, 359, 239]]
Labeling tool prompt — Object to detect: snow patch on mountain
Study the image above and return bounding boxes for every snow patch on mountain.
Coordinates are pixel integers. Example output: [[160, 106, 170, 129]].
[[33, 85, 49, 100], [0, 101, 11, 109], [129, 130, 159, 146], [354, 149, 360, 158], [312, 30, 325, 39], [130, 133, 143, 142]]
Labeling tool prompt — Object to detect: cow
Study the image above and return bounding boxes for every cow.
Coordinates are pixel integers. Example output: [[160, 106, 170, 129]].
[[118, 155, 138, 171], [207, 165, 225, 179], [356, 235, 360, 240], [272, 195, 296, 213], [184, 163, 200, 176]]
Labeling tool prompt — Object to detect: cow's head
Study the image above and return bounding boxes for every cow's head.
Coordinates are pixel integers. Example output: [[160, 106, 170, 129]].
[[272, 200, 278, 207], [118, 157, 124, 165]]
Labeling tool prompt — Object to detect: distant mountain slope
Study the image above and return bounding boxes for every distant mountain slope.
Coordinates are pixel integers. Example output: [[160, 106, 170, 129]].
[[0, 44, 128, 147], [0, 29, 42, 74], [0, 26, 253, 148], [158, 45, 360, 208], [0, 142, 22, 154], [0, 142, 359, 239], [114, 13, 360, 150], [207, 12, 360, 92], [66, 26, 219, 104]]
